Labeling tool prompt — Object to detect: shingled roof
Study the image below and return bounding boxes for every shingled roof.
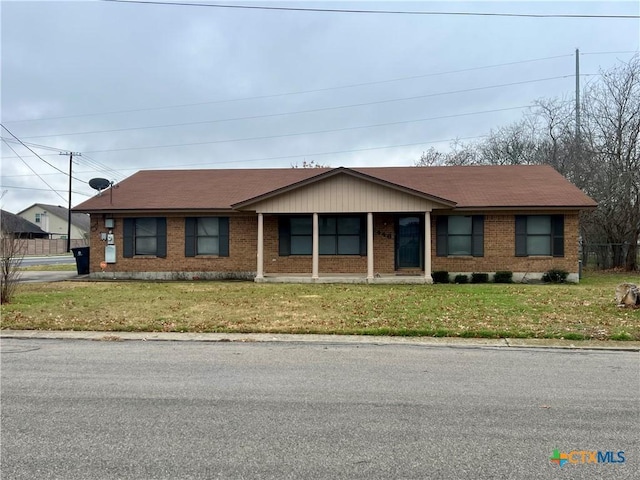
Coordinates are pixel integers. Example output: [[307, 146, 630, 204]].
[[73, 165, 597, 212], [1, 210, 49, 237]]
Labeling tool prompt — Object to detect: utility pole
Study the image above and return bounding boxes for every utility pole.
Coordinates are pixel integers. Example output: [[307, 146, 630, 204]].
[[60, 152, 81, 253], [575, 48, 580, 142]]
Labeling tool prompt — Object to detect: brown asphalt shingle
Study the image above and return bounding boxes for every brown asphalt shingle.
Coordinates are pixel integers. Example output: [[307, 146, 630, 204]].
[[73, 165, 597, 212]]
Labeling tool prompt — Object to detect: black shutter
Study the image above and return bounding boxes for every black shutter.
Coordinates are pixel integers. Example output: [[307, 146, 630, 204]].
[[359, 215, 367, 256], [551, 215, 564, 257], [515, 215, 527, 256], [185, 218, 196, 257], [472, 215, 484, 257], [219, 217, 229, 257], [123, 218, 134, 258], [156, 217, 167, 258], [435, 216, 448, 257], [278, 216, 290, 256]]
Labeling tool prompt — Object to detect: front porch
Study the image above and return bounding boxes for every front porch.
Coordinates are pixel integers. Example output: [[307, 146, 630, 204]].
[[254, 212, 436, 283], [255, 272, 432, 284]]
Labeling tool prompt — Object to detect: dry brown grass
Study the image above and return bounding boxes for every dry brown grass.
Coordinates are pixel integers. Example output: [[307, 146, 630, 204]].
[[1, 272, 638, 340]]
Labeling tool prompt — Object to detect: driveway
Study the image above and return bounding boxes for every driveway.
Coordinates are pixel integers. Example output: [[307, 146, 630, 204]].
[[16, 271, 86, 283]]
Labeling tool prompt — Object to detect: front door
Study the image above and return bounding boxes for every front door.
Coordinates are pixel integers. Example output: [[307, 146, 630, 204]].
[[396, 216, 423, 269]]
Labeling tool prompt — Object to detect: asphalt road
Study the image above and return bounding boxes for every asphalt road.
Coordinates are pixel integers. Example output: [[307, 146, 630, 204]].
[[1, 339, 638, 480], [19, 255, 74, 266]]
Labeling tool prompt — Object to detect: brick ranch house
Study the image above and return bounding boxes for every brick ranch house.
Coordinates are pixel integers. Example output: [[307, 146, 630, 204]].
[[73, 165, 597, 283]]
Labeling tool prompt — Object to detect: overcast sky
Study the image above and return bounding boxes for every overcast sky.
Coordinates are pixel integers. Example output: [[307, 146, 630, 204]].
[[1, 0, 638, 214]]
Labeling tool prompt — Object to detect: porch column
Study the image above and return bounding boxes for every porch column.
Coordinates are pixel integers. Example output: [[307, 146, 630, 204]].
[[312, 212, 319, 279], [424, 211, 433, 284], [367, 212, 374, 280], [256, 213, 264, 279]]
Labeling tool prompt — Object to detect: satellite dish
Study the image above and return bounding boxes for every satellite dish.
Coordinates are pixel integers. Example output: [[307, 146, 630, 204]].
[[89, 178, 111, 193]]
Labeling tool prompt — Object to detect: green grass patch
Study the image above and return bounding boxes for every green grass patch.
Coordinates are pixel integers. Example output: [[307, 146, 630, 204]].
[[1, 272, 638, 341], [19, 264, 76, 272]]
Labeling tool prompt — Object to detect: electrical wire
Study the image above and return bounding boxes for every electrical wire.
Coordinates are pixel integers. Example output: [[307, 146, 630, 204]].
[[1, 139, 68, 203], [100, 0, 640, 19], [80, 105, 532, 154], [0, 185, 90, 196], [5, 54, 577, 124], [0, 125, 86, 183], [22, 75, 571, 139]]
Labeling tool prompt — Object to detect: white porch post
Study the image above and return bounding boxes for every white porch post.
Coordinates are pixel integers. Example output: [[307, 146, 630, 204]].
[[367, 212, 374, 280], [312, 213, 319, 279], [424, 211, 433, 284], [256, 213, 264, 279]]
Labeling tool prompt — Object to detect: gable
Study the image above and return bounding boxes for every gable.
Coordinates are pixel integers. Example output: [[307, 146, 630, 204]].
[[237, 172, 451, 213]]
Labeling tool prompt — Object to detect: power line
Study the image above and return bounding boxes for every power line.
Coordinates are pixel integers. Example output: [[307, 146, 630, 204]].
[[82, 105, 533, 154], [0, 185, 91, 196], [4, 54, 575, 124], [0, 125, 86, 183], [101, 0, 640, 19], [137, 135, 491, 169], [1, 139, 68, 203], [22, 75, 570, 139]]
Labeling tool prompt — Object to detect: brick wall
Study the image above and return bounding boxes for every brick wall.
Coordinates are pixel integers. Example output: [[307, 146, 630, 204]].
[[88, 214, 257, 275], [431, 211, 580, 274], [88, 211, 581, 277]]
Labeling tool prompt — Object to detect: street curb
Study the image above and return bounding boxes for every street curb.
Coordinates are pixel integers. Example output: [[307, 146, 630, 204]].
[[1, 330, 639, 352]]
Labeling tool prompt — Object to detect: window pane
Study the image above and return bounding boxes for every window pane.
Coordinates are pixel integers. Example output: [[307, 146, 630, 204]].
[[136, 218, 157, 236], [290, 217, 312, 235], [527, 216, 551, 234], [448, 236, 472, 255], [197, 237, 219, 255], [136, 237, 157, 255], [337, 217, 360, 234], [527, 236, 551, 255], [319, 217, 336, 235], [319, 236, 336, 254], [338, 236, 360, 254], [291, 236, 312, 255], [448, 216, 472, 235], [197, 218, 219, 236]]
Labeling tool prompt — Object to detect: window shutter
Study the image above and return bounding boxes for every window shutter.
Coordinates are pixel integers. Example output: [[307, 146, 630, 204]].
[[515, 216, 527, 256], [156, 217, 167, 258], [472, 215, 484, 257], [359, 216, 367, 256], [185, 218, 196, 257], [551, 215, 564, 257], [123, 218, 134, 258], [435, 216, 448, 257], [278, 217, 290, 256], [219, 217, 229, 257]]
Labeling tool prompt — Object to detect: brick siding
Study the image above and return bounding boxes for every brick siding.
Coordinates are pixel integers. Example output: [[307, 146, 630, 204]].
[[88, 211, 581, 277]]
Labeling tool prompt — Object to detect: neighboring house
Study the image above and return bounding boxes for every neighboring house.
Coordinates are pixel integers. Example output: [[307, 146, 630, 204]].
[[73, 165, 597, 283], [17, 203, 90, 240], [0, 210, 49, 238]]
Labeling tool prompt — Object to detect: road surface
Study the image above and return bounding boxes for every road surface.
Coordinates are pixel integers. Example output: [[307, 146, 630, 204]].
[[1, 339, 637, 479]]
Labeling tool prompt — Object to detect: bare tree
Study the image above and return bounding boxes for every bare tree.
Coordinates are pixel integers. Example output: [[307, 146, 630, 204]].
[[1, 225, 25, 304], [579, 56, 640, 270], [291, 160, 330, 168], [416, 55, 640, 270]]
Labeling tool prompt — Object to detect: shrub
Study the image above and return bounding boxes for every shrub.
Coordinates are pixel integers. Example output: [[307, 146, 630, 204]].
[[471, 273, 489, 283], [542, 268, 569, 283], [494, 271, 513, 283], [454, 274, 469, 284], [432, 271, 449, 284]]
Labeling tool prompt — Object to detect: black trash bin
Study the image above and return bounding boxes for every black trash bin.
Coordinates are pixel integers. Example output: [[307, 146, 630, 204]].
[[71, 247, 90, 275]]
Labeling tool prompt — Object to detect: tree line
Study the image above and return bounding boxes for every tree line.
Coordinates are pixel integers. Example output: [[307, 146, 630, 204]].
[[416, 55, 640, 271]]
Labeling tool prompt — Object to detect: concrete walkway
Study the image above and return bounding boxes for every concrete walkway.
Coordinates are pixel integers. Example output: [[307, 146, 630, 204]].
[[2, 330, 638, 351]]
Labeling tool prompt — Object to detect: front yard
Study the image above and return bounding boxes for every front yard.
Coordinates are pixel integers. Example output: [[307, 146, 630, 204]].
[[1, 271, 638, 341]]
